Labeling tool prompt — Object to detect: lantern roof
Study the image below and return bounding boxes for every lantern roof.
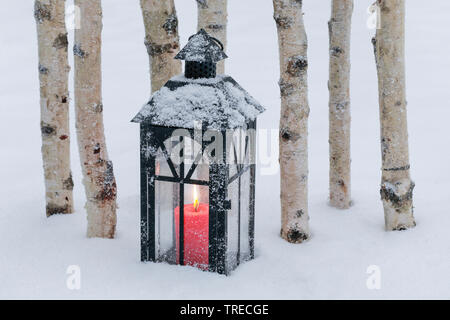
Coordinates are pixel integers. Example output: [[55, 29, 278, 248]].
[[131, 75, 265, 129], [174, 29, 228, 63]]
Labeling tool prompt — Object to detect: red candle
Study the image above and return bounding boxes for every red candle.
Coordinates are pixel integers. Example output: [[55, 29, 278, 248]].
[[174, 192, 209, 270]]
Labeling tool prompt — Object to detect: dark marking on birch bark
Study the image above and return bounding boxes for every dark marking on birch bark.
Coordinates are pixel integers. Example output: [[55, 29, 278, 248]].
[[93, 143, 101, 154], [61, 96, 67, 103], [162, 14, 178, 35], [296, 209, 304, 218], [335, 102, 348, 112], [337, 179, 348, 194], [38, 64, 49, 75], [287, 55, 308, 76], [380, 181, 415, 208], [330, 46, 343, 57], [377, 0, 390, 13], [371, 37, 378, 65], [371, 36, 377, 47], [330, 155, 337, 164], [381, 137, 388, 160], [53, 33, 68, 50], [95, 160, 117, 202], [34, 1, 51, 23], [280, 128, 300, 142], [63, 174, 74, 190], [283, 228, 308, 243], [196, 0, 208, 9], [383, 165, 410, 171], [93, 103, 103, 113], [41, 122, 56, 136], [392, 221, 416, 231], [73, 44, 87, 58], [46, 203, 70, 216], [274, 15, 293, 29], [278, 79, 294, 97], [144, 41, 179, 57], [207, 24, 224, 30]]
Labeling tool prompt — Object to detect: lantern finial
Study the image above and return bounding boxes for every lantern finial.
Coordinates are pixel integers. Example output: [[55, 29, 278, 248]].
[[175, 29, 228, 79]]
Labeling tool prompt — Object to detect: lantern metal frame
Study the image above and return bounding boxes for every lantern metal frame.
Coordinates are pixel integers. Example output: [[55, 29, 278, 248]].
[[140, 120, 256, 275]]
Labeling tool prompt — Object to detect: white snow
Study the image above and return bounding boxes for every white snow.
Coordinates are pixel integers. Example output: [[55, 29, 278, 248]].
[[133, 75, 263, 129], [1, 0, 450, 299]]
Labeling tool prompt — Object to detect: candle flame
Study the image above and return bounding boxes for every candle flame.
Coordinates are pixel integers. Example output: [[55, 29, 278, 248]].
[[193, 186, 199, 212]]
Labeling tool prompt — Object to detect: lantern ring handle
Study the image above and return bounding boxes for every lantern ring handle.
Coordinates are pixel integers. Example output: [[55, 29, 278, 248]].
[[210, 37, 224, 51], [188, 34, 224, 51]]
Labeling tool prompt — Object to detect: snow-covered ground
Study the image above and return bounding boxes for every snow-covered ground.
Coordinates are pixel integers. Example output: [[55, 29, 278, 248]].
[[1, 0, 450, 299]]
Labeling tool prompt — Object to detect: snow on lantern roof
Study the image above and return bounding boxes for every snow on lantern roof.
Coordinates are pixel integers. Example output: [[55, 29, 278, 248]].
[[174, 29, 228, 63], [131, 75, 265, 129]]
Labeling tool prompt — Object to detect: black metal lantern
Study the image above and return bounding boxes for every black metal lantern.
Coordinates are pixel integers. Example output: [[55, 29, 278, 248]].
[[132, 29, 265, 275]]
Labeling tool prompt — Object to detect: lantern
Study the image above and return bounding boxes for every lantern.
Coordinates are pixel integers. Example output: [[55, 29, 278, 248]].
[[132, 29, 265, 275]]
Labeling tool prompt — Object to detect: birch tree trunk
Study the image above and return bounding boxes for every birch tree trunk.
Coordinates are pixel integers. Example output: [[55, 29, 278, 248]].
[[74, 0, 117, 238], [140, 0, 181, 93], [197, 0, 227, 74], [328, 0, 353, 209], [373, 0, 415, 231], [34, 0, 73, 217], [273, 0, 310, 243], [196, 1, 227, 187]]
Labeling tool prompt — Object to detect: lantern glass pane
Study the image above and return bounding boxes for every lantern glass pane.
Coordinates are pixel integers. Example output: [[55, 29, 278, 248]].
[[239, 168, 251, 262], [177, 183, 209, 270], [227, 130, 245, 170], [185, 162, 209, 182], [155, 179, 179, 264], [154, 137, 182, 178], [226, 175, 239, 272], [184, 136, 209, 182], [229, 161, 238, 178], [228, 139, 240, 181]]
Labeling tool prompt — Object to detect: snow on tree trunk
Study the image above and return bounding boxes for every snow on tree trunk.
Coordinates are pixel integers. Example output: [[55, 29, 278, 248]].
[[196, 0, 227, 74], [74, 0, 117, 238], [34, 0, 73, 217], [328, 0, 353, 209], [140, 0, 181, 93], [273, 0, 310, 243], [373, 0, 415, 231]]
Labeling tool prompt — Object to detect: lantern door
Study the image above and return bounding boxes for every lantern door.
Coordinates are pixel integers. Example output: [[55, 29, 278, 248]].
[[141, 125, 212, 270]]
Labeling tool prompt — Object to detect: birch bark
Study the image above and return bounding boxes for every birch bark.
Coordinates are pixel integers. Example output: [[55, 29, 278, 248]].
[[273, 0, 310, 243], [373, 0, 415, 230], [197, 0, 227, 74], [34, 0, 73, 217], [140, 0, 181, 93], [74, 0, 117, 238], [328, 0, 353, 209]]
